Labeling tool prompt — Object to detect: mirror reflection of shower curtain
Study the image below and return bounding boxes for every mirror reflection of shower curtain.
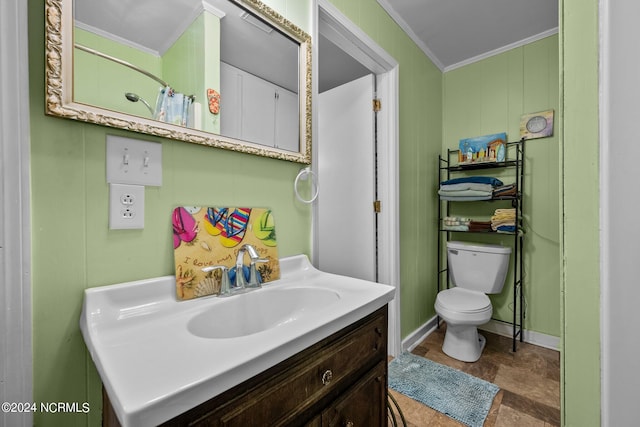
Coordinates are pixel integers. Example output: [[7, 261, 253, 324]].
[[154, 86, 194, 127]]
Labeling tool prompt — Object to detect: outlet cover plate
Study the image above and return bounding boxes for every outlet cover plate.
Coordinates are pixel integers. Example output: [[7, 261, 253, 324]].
[[106, 135, 162, 186], [109, 183, 144, 229]]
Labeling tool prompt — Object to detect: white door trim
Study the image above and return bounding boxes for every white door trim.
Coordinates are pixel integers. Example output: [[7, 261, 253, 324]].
[[599, 0, 640, 424], [313, 0, 401, 356], [599, 3, 611, 425], [0, 0, 33, 425]]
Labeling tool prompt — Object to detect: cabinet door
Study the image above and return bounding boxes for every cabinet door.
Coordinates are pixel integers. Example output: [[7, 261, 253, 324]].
[[241, 73, 276, 146], [274, 87, 299, 152], [321, 361, 387, 427], [219, 62, 242, 140]]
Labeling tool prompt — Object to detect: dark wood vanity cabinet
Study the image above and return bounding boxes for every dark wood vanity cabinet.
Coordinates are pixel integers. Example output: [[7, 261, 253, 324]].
[[104, 306, 388, 427]]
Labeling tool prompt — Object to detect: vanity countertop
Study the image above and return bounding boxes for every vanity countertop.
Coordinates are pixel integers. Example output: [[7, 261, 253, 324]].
[[80, 255, 395, 426]]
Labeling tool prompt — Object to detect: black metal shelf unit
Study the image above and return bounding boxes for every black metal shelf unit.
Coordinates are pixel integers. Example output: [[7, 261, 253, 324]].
[[437, 139, 525, 352]]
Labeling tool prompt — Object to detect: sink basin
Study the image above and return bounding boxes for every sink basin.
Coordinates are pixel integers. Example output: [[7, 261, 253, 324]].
[[80, 254, 395, 427], [188, 287, 340, 339]]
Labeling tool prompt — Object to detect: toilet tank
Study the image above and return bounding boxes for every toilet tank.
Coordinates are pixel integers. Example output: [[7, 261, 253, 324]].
[[446, 241, 511, 294]]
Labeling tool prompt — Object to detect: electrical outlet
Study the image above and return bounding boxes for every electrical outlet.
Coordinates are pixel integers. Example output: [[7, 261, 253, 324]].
[[109, 183, 144, 229]]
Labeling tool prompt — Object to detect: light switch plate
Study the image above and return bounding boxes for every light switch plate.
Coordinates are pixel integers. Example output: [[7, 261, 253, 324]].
[[106, 135, 162, 186]]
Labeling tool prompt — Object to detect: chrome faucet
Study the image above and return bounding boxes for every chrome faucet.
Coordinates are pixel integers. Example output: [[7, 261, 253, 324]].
[[235, 244, 269, 290], [201, 244, 269, 297]]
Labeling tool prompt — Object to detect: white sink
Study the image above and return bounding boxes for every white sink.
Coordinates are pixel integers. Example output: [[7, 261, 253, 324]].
[[187, 287, 340, 339], [80, 255, 395, 427]]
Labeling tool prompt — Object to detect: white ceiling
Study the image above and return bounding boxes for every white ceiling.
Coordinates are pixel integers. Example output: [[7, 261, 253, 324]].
[[376, 0, 559, 71]]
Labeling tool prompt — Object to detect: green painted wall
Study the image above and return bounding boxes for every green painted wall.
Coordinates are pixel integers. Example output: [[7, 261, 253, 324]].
[[326, 0, 444, 339], [74, 28, 162, 119], [163, 12, 221, 133], [29, 0, 312, 425], [442, 35, 561, 336], [560, 0, 601, 425]]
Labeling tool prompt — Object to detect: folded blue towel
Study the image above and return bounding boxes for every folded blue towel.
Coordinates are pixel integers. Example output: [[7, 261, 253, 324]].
[[496, 225, 516, 233], [440, 176, 503, 187]]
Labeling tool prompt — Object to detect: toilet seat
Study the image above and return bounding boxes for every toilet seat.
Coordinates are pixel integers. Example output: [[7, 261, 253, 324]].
[[436, 287, 491, 312], [435, 288, 492, 325]]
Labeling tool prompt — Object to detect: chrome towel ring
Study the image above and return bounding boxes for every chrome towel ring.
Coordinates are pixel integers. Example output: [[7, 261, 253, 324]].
[[294, 167, 318, 204]]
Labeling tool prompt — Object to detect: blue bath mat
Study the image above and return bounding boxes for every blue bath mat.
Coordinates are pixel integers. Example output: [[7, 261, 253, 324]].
[[388, 352, 499, 427]]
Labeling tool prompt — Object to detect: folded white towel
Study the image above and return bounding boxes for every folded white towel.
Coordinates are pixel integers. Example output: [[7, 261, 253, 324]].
[[439, 183, 494, 192], [444, 216, 471, 226], [438, 189, 493, 197]]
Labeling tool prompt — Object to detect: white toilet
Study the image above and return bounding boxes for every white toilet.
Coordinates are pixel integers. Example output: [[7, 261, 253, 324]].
[[435, 241, 511, 362]]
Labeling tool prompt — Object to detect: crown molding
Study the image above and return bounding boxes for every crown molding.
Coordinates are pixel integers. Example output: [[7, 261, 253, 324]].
[[444, 27, 559, 72], [375, 0, 445, 71]]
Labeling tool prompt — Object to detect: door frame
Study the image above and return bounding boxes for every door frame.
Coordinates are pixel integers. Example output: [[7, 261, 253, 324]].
[[599, 0, 640, 423], [313, 0, 401, 356], [1, 0, 33, 425]]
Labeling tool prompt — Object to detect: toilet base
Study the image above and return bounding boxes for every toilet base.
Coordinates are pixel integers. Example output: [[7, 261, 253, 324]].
[[442, 323, 487, 362]]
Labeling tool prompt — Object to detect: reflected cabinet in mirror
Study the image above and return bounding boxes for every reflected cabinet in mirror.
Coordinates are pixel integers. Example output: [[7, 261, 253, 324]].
[[45, 0, 312, 163]]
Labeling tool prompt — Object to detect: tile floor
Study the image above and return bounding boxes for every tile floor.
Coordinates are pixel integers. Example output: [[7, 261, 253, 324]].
[[388, 323, 560, 427]]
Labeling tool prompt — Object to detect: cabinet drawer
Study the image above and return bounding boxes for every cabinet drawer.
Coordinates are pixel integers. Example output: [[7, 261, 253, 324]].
[[209, 311, 387, 426]]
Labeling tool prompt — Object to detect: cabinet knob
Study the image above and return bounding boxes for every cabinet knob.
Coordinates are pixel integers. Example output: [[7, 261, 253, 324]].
[[375, 327, 383, 336], [321, 369, 333, 386]]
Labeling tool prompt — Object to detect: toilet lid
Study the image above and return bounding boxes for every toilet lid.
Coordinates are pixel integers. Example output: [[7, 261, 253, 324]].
[[437, 288, 491, 313]]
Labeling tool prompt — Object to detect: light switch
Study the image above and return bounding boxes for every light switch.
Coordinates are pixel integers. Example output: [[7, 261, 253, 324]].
[[106, 135, 162, 186]]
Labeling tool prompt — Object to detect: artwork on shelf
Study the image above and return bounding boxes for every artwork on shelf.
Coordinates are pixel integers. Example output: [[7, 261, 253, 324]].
[[458, 132, 507, 164], [172, 206, 280, 300], [520, 109, 554, 140]]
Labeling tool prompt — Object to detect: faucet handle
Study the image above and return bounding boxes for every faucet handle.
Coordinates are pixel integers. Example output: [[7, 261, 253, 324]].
[[201, 265, 231, 296], [246, 257, 269, 289]]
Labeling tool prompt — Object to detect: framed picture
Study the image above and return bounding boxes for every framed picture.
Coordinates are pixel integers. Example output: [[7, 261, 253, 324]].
[[520, 109, 554, 140], [458, 132, 507, 164]]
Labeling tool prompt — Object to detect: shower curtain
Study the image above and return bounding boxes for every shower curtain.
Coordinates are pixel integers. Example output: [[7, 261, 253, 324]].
[[154, 86, 194, 127]]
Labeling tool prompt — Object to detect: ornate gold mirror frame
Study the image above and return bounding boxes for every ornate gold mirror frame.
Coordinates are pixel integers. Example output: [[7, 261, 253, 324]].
[[44, 0, 312, 164]]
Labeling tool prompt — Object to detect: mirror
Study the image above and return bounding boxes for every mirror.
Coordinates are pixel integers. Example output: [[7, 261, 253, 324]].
[[44, 0, 312, 163]]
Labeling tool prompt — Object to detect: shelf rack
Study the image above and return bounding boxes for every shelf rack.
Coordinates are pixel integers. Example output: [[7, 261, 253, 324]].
[[437, 139, 525, 352]]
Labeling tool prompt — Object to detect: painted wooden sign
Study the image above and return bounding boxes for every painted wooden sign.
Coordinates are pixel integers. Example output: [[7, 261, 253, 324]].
[[172, 206, 280, 300]]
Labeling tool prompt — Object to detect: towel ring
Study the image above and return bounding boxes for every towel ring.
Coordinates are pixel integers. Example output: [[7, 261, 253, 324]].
[[294, 167, 319, 204]]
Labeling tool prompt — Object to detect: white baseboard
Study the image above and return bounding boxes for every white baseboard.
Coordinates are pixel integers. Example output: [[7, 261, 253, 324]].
[[401, 316, 560, 352], [479, 320, 560, 351], [401, 315, 440, 352]]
